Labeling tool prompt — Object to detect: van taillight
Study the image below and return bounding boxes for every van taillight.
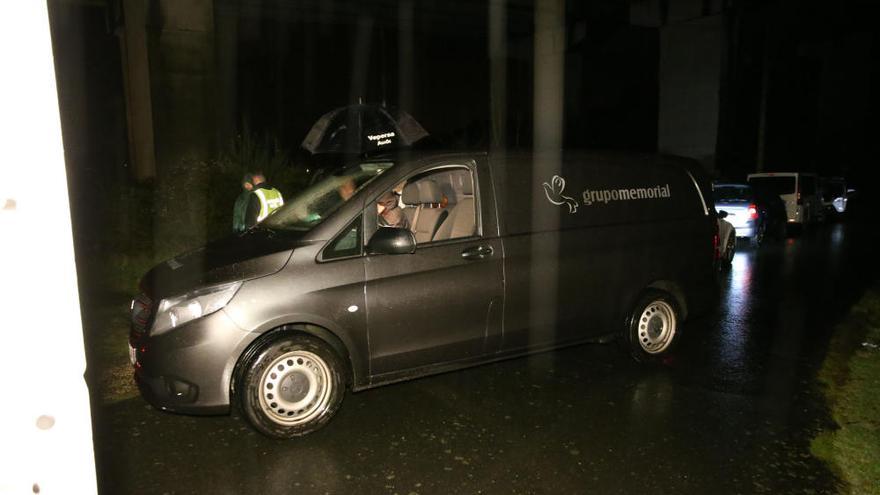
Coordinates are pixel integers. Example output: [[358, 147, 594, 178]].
[[748, 204, 758, 220], [796, 191, 803, 205]]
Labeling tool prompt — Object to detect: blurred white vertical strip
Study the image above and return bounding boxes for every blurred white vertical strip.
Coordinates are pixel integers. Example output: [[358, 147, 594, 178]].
[[488, 0, 507, 150], [529, 0, 565, 344], [533, 0, 565, 154], [0, 2, 97, 495]]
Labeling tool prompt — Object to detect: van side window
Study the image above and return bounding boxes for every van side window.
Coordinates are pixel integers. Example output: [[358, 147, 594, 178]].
[[379, 167, 477, 244], [323, 215, 362, 260]]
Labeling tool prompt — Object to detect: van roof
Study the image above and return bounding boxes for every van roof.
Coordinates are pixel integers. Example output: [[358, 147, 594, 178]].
[[748, 172, 817, 178], [369, 148, 701, 167]]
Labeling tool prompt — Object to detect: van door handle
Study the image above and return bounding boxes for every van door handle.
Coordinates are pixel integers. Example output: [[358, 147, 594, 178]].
[[461, 245, 494, 260]]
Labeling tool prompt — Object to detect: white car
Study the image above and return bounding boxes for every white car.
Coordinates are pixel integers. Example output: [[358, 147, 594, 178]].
[[717, 215, 736, 267], [713, 183, 759, 240], [820, 177, 848, 215]]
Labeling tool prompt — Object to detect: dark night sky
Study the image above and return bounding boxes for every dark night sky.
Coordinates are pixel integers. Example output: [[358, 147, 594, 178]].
[[740, 0, 879, 186], [49, 0, 880, 204]]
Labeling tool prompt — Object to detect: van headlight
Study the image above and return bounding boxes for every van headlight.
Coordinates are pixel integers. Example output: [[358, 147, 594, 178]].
[[151, 282, 242, 336]]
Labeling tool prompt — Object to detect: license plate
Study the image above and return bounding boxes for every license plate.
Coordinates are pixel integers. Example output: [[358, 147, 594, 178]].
[[128, 344, 137, 366]]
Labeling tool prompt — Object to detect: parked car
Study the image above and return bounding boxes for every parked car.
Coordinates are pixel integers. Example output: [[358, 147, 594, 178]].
[[130, 150, 719, 438], [820, 177, 848, 216], [747, 172, 824, 231], [712, 182, 786, 246], [716, 214, 735, 266]]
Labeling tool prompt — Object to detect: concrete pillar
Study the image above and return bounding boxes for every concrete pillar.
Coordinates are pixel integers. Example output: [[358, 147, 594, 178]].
[[119, 0, 218, 180], [117, 1, 218, 252], [119, 0, 157, 180], [149, 0, 217, 172], [657, 15, 722, 173]]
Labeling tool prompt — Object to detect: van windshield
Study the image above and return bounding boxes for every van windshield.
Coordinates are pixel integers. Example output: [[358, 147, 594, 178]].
[[262, 162, 393, 231], [748, 176, 795, 196]]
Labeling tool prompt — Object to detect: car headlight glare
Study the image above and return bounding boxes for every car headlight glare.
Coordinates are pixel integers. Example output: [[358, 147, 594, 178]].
[[151, 281, 241, 336]]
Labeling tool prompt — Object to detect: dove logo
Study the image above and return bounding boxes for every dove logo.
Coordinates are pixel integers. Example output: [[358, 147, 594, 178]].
[[542, 175, 579, 214]]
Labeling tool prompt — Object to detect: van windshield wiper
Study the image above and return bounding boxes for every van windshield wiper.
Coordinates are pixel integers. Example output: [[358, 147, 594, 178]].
[[247, 224, 278, 237]]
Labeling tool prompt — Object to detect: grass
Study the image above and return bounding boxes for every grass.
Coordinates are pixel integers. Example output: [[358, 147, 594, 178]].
[[83, 302, 139, 404], [811, 289, 880, 495]]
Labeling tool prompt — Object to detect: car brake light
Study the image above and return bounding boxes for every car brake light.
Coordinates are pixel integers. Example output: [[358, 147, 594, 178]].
[[748, 204, 758, 220], [713, 234, 720, 261], [712, 221, 720, 261]]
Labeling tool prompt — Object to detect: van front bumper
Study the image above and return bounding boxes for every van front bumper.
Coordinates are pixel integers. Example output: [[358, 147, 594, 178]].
[[130, 309, 256, 415]]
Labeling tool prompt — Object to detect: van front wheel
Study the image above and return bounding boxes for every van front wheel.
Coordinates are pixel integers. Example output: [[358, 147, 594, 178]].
[[238, 334, 345, 438], [625, 290, 680, 362]]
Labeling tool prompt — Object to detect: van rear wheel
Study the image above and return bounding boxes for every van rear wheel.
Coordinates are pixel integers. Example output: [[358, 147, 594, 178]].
[[750, 222, 766, 247], [238, 334, 345, 438], [624, 290, 680, 362]]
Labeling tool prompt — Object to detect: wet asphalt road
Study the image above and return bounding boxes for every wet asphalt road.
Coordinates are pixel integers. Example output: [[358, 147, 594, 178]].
[[92, 222, 878, 494]]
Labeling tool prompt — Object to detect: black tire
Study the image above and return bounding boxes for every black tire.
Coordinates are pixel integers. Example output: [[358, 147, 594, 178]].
[[623, 290, 681, 363], [775, 220, 787, 240], [237, 334, 346, 439], [750, 221, 766, 248], [725, 234, 736, 264]]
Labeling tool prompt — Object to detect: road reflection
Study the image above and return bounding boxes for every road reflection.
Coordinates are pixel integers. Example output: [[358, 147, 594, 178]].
[[628, 372, 674, 421], [707, 224, 856, 407], [714, 247, 754, 378], [827, 223, 845, 278]]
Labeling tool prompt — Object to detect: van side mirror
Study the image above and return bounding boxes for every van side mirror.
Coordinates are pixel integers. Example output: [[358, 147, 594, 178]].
[[367, 227, 416, 255], [717, 210, 728, 219]]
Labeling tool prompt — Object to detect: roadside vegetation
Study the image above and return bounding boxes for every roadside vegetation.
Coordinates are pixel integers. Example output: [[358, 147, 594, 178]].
[[80, 131, 308, 295], [83, 301, 138, 404], [78, 132, 308, 403], [811, 289, 880, 494]]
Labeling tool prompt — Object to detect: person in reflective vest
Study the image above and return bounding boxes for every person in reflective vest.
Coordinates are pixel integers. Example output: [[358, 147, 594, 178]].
[[245, 172, 284, 228], [232, 173, 254, 233]]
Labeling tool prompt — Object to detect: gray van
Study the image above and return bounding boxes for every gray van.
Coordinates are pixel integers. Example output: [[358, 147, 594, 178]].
[[130, 151, 718, 438]]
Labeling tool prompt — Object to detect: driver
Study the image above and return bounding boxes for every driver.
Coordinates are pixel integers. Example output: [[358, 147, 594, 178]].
[[377, 191, 409, 229]]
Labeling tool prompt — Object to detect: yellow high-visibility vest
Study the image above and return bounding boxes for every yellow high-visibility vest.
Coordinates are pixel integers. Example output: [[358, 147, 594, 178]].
[[254, 187, 284, 221]]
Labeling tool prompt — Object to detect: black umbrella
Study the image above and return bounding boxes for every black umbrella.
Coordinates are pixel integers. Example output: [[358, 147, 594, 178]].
[[301, 103, 429, 155]]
